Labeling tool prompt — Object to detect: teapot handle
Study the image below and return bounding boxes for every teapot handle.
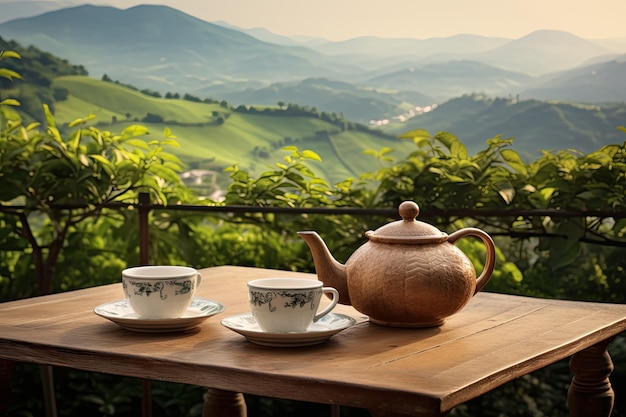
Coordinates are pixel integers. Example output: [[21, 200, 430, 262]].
[[447, 228, 496, 295]]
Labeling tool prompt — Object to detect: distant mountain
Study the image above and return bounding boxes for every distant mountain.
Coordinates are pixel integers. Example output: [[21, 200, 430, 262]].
[[385, 94, 626, 159], [212, 21, 330, 47], [1, 3, 625, 117], [594, 37, 626, 53], [308, 34, 511, 59], [521, 55, 626, 102], [0, 4, 359, 93], [366, 60, 532, 101], [202, 77, 436, 122], [474, 30, 612, 75], [0, 1, 73, 23]]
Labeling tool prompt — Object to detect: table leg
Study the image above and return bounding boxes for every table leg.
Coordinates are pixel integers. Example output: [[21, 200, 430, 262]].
[[202, 388, 247, 417], [142, 379, 152, 417], [0, 359, 15, 415], [568, 338, 615, 417]]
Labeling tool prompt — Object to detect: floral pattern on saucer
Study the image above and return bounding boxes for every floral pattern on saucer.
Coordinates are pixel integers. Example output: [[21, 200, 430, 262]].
[[221, 312, 357, 347], [94, 297, 224, 333]]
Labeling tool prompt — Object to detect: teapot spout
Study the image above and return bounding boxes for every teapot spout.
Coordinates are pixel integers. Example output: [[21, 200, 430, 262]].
[[298, 231, 351, 305]]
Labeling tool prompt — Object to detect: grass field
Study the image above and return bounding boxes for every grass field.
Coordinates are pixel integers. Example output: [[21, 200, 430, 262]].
[[52, 76, 416, 187]]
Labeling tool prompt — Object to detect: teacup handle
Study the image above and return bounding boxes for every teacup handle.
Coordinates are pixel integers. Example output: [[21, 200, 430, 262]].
[[314, 287, 340, 322], [196, 272, 202, 287]]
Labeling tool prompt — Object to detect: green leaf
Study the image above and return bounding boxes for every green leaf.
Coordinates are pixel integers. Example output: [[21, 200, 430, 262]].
[[90, 154, 113, 165], [78, 153, 89, 167], [43, 104, 56, 129], [0, 98, 20, 106], [502, 262, 523, 283], [121, 125, 149, 139], [0, 51, 21, 60], [0, 68, 23, 81], [301, 150, 322, 161], [547, 219, 585, 269], [160, 139, 180, 148], [162, 127, 175, 138], [68, 130, 81, 152], [434, 132, 459, 151], [123, 139, 150, 150], [450, 140, 467, 159], [398, 129, 430, 140], [68, 115, 96, 128], [497, 185, 516, 205], [539, 187, 556, 202], [150, 164, 180, 183], [500, 149, 528, 176]]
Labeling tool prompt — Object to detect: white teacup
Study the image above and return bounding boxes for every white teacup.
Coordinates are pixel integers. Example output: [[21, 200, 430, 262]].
[[122, 265, 202, 319], [248, 278, 339, 333]]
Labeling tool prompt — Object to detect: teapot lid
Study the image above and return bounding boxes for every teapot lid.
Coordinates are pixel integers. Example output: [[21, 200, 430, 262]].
[[364, 201, 448, 244]]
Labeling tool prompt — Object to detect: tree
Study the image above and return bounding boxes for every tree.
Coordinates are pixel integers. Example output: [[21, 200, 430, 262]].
[[142, 112, 164, 123], [182, 93, 201, 102], [0, 52, 184, 296]]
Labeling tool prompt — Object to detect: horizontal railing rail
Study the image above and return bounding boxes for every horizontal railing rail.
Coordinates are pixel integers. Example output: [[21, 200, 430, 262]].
[[3, 192, 626, 262]]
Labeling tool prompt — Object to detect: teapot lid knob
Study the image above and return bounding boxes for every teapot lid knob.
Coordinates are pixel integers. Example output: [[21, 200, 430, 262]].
[[365, 200, 445, 242], [399, 201, 419, 221]]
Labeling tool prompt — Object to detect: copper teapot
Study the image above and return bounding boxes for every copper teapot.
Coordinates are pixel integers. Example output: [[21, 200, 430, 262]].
[[298, 201, 496, 327]]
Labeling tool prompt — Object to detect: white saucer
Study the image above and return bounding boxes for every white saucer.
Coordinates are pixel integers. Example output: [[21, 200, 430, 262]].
[[94, 297, 225, 333], [220, 312, 357, 347]]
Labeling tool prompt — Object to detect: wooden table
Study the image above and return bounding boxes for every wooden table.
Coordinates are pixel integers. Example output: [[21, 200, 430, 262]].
[[1, 265, 626, 417]]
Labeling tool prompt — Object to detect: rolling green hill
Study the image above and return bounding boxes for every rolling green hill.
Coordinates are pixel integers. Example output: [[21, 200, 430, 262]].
[[385, 93, 626, 159], [51, 76, 416, 189], [208, 77, 436, 123]]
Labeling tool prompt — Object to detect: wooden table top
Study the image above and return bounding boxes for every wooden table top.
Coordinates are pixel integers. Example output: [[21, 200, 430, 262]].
[[2, 265, 626, 416]]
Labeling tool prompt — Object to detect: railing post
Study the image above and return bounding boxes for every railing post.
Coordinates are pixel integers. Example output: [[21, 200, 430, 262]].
[[137, 192, 152, 417], [138, 192, 150, 266], [0, 359, 15, 416]]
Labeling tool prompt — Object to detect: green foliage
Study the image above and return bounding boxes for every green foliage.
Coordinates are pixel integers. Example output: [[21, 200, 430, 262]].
[[374, 129, 626, 302], [0, 38, 88, 123], [0, 37, 88, 88], [0, 51, 187, 296]]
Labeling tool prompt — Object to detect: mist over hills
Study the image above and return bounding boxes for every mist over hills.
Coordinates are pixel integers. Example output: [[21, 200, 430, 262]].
[[0, 4, 359, 92], [520, 56, 626, 102], [365, 60, 532, 102], [1, 2, 625, 117]]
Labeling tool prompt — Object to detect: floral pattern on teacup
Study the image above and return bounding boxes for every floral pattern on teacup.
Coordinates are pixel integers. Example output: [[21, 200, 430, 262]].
[[250, 290, 315, 312], [124, 279, 195, 300]]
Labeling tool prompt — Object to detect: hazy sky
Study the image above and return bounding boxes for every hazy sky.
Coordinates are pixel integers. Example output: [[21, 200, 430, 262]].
[[9, 0, 626, 40]]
